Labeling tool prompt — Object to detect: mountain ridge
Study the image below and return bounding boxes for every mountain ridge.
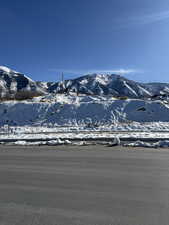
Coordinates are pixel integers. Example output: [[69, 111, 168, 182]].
[[43, 73, 169, 99], [1, 66, 169, 100]]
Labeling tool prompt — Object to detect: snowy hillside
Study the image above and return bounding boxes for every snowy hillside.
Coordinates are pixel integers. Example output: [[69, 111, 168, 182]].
[[0, 66, 45, 100], [1, 95, 169, 126]]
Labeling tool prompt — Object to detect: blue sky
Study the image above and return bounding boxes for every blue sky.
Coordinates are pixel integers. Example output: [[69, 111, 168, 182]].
[[1, 0, 169, 82]]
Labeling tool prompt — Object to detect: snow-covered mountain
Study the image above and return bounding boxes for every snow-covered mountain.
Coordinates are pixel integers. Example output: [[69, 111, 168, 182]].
[[45, 73, 169, 98], [0, 66, 45, 100], [1, 66, 169, 100]]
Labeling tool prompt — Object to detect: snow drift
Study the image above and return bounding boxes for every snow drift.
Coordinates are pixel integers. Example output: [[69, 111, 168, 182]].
[[0, 95, 169, 126]]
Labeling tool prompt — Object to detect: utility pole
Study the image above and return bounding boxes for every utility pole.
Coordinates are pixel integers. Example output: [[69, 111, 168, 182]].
[[61, 72, 64, 82]]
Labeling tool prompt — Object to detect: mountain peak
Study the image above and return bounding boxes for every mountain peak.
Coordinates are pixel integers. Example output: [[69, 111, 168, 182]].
[[0, 66, 17, 73], [86, 73, 121, 78], [0, 66, 13, 73], [85, 73, 121, 86]]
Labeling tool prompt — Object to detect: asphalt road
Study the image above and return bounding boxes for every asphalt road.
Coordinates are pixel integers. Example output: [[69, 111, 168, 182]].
[[0, 145, 169, 225]]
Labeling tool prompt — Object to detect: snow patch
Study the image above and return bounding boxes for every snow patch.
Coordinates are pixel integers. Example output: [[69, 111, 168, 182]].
[[124, 140, 169, 148], [0, 66, 12, 73]]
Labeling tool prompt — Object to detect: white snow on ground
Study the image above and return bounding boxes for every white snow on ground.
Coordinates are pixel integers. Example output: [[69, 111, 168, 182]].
[[1, 94, 169, 127], [3, 121, 169, 133], [124, 140, 169, 148], [1, 130, 169, 141], [1, 94, 169, 146], [2, 132, 169, 146], [12, 139, 71, 146]]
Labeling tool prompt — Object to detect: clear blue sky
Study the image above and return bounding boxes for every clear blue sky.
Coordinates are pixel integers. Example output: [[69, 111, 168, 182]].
[[1, 0, 169, 82]]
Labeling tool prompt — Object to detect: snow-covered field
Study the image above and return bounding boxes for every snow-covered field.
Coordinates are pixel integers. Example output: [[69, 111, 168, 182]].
[[1, 130, 169, 147], [1, 125, 169, 147], [1, 94, 169, 127], [0, 94, 169, 147]]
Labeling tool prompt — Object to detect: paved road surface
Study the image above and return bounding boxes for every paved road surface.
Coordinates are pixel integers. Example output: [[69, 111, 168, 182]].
[[0, 145, 169, 225]]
